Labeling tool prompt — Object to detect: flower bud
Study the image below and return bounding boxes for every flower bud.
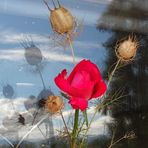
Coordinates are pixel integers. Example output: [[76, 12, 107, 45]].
[[45, 96, 64, 114], [116, 36, 139, 62]]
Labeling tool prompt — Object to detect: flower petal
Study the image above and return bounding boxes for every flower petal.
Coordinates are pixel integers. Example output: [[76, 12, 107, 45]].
[[68, 60, 102, 83], [54, 70, 95, 99], [71, 71, 91, 89], [91, 80, 107, 98], [69, 97, 88, 111]]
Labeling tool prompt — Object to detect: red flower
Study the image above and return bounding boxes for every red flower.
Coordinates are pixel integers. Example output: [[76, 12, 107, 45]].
[[54, 60, 107, 111]]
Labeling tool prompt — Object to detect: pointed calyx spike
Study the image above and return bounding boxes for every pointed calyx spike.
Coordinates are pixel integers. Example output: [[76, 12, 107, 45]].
[[52, 0, 57, 9], [56, 0, 61, 7], [43, 0, 52, 11]]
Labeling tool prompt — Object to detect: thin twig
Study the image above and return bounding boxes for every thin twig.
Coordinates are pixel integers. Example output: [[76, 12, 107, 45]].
[[60, 110, 72, 144], [36, 65, 46, 89], [110, 126, 117, 146], [80, 93, 124, 147], [77, 119, 85, 136], [108, 136, 125, 148], [107, 59, 121, 87], [32, 110, 38, 125], [37, 126, 47, 139], [16, 114, 48, 148], [67, 34, 76, 65], [0, 134, 14, 148]]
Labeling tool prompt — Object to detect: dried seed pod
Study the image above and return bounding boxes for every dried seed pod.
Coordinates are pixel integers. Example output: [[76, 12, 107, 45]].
[[45, 96, 64, 113], [115, 36, 139, 62], [50, 6, 75, 34], [44, 0, 75, 34]]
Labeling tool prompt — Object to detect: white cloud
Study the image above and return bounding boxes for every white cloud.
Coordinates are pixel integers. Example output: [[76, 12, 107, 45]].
[[0, 30, 103, 63], [16, 83, 35, 87], [0, 29, 102, 49], [0, 97, 113, 140], [82, 0, 113, 4], [0, 48, 83, 63], [0, 30, 50, 44], [74, 40, 101, 49]]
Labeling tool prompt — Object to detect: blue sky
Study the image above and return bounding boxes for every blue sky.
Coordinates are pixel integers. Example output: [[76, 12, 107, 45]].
[[0, 0, 111, 98], [0, 0, 113, 142]]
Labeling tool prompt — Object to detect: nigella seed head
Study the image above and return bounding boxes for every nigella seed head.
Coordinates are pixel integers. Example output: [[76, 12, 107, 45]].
[[50, 6, 75, 34], [115, 35, 139, 62], [44, 0, 75, 34]]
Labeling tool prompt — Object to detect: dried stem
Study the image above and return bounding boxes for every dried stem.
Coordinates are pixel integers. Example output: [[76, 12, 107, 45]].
[[60, 110, 72, 145], [77, 120, 85, 136], [67, 35, 76, 65], [36, 65, 46, 89], [108, 136, 125, 148], [16, 114, 48, 148], [0, 134, 14, 148], [107, 59, 121, 87], [109, 131, 136, 148], [110, 126, 117, 147], [37, 126, 47, 138]]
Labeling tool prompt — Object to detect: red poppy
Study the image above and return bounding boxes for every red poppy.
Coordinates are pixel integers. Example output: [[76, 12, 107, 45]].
[[54, 60, 107, 111]]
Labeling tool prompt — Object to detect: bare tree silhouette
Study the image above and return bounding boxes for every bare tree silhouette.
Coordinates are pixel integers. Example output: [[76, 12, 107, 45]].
[[97, 0, 148, 147]]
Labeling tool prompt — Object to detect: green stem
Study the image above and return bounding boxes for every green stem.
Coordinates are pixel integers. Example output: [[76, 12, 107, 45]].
[[72, 109, 79, 147]]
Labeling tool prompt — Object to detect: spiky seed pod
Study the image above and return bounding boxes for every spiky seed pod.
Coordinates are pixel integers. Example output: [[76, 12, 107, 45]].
[[50, 7, 75, 34], [45, 96, 64, 113], [115, 36, 139, 62]]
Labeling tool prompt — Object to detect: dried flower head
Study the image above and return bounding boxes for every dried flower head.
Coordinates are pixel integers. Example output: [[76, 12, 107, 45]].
[[115, 35, 139, 62], [44, 0, 75, 35], [44, 0, 82, 49], [45, 96, 64, 114], [50, 6, 75, 34]]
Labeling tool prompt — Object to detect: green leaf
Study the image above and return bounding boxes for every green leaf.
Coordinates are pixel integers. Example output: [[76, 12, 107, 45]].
[[60, 92, 70, 100]]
